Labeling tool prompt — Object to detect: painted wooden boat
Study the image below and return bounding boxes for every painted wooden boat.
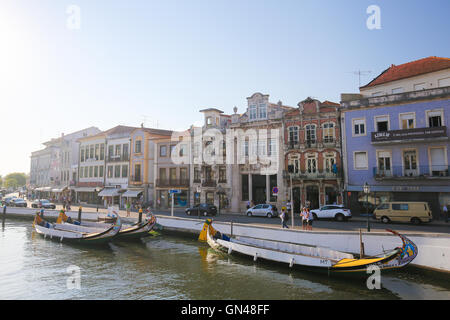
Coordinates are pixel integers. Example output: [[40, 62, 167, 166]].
[[33, 213, 122, 244], [200, 219, 418, 275], [56, 211, 156, 240]]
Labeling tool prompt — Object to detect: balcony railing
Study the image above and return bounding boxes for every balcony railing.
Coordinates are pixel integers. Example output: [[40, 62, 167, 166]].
[[130, 175, 142, 183], [283, 169, 340, 180], [107, 155, 129, 162], [373, 166, 450, 179], [202, 180, 217, 187], [156, 178, 189, 187]]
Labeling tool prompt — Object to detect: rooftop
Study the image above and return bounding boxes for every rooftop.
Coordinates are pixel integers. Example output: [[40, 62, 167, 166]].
[[360, 56, 450, 89]]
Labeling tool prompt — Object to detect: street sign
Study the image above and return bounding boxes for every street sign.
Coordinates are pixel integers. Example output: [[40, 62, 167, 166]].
[[272, 187, 278, 194], [169, 189, 181, 194]]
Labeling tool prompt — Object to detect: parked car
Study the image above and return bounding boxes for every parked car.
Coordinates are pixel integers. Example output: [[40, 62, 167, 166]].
[[246, 204, 278, 218], [10, 198, 27, 207], [31, 199, 56, 209], [310, 205, 352, 222], [373, 202, 432, 225], [3, 196, 17, 206], [185, 203, 218, 216]]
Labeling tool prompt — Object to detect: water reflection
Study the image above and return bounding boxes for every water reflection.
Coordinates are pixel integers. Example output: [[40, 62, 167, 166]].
[[0, 219, 449, 300]]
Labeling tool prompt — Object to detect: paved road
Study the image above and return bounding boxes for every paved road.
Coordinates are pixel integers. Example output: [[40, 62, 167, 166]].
[[16, 199, 450, 234]]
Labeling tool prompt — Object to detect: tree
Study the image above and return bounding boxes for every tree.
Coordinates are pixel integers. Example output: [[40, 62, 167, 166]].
[[3, 173, 27, 189]]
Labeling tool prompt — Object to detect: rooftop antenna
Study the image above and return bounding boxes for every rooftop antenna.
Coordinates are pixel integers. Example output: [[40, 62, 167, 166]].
[[140, 115, 148, 128], [348, 70, 372, 87]]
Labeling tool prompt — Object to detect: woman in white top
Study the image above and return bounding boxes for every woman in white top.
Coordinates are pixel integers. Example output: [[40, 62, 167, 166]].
[[301, 207, 308, 230], [306, 208, 314, 231]]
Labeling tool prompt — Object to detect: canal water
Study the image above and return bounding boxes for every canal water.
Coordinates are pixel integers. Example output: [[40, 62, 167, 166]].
[[1, 218, 449, 300]]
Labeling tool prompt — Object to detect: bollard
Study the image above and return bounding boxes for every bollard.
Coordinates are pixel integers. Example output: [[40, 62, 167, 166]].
[[138, 208, 143, 223], [78, 206, 82, 222]]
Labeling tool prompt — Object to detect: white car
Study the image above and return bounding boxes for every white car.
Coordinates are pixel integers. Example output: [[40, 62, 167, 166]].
[[310, 205, 351, 222], [246, 204, 278, 218]]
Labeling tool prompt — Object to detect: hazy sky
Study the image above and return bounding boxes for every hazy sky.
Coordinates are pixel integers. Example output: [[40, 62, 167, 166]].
[[0, 0, 449, 176]]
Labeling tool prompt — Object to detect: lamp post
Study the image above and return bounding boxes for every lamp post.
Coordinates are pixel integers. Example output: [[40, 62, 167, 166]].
[[363, 182, 371, 232]]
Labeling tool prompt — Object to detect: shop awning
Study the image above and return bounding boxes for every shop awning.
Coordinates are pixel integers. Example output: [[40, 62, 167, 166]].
[[74, 187, 97, 192], [98, 188, 120, 197], [122, 189, 144, 197]]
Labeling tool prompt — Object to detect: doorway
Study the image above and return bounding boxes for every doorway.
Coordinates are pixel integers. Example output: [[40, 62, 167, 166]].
[[293, 187, 301, 213], [306, 185, 320, 209], [252, 175, 267, 204]]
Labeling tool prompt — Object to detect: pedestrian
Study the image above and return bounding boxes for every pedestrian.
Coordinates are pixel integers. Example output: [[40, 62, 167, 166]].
[[306, 208, 314, 231], [246, 201, 250, 210], [301, 207, 308, 230], [126, 201, 131, 217], [443, 204, 448, 223], [280, 207, 289, 229]]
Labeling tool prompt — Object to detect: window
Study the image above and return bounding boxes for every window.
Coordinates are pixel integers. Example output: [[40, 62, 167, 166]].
[[242, 140, 249, 157], [80, 148, 85, 162], [354, 152, 368, 170], [305, 125, 316, 144], [122, 144, 128, 159], [353, 119, 366, 136], [84, 166, 88, 178], [95, 144, 99, 160], [403, 150, 417, 176], [134, 164, 141, 181], [392, 203, 409, 211], [100, 144, 105, 160], [438, 77, 450, 87], [180, 167, 188, 181], [399, 113, 415, 129], [325, 154, 336, 173], [115, 144, 121, 156], [122, 165, 128, 178], [268, 138, 277, 156], [108, 145, 114, 158], [89, 166, 93, 178], [170, 145, 176, 156], [288, 154, 300, 174], [219, 167, 226, 182], [242, 174, 248, 201], [113, 165, 120, 178], [375, 115, 389, 132], [206, 192, 214, 205], [427, 110, 443, 127], [306, 154, 317, 173], [288, 127, 298, 143], [179, 144, 187, 157], [94, 166, 98, 178], [99, 166, 104, 178], [414, 83, 426, 91], [377, 151, 392, 175], [430, 147, 446, 176], [107, 165, 113, 178], [160, 145, 167, 157], [80, 167, 84, 178], [205, 166, 213, 181], [169, 168, 177, 181], [392, 87, 404, 94], [159, 168, 166, 181], [323, 123, 335, 143], [258, 103, 267, 119], [377, 203, 389, 210], [206, 117, 213, 126], [249, 105, 257, 120], [135, 140, 142, 154], [89, 145, 94, 159], [194, 167, 200, 182]]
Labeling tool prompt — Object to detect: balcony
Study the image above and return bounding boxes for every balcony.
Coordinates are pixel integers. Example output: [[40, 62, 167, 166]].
[[202, 180, 217, 187], [283, 169, 340, 180], [107, 154, 129, 162], [373, 166, 450, 180], [371, 126, 447, 144], [156, 178, 190, 188]]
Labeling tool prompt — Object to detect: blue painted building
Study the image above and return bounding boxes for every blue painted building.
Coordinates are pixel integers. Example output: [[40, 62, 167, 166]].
[[340, 86, 450, 217]]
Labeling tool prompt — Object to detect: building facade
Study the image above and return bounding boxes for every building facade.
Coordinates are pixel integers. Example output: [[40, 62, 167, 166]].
[[341, 57, 450, 217], [283, 98, 343, 212]]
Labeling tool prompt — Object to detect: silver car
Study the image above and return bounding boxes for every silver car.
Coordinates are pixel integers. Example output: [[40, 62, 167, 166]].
[[246, 204, 278, 218]]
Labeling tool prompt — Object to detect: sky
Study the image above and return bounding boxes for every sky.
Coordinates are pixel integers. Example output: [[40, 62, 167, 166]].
[[0, 0, 449, 177]]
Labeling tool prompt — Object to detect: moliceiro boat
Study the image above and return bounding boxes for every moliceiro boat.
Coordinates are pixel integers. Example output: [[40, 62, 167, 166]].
[[200, 220, 418, 275], [33, 212, 122, 244], [56, 210, 156, 240]]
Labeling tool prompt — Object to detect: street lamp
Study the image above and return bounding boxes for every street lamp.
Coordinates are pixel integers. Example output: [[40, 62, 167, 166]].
[[363, 182, 371, 232]]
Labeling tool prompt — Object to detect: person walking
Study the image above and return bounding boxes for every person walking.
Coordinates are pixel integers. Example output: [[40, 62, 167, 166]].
[[443, 204, 448, 223], [126, 201, 131, 217], [300, 207, 308, 230], [280, 207, 289, 229], [306, 208, 314, 231]]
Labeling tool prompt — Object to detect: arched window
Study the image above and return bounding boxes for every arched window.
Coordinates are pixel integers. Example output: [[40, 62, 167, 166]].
[[305, 124, 316, 145], [323, 122, 335, 143]]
